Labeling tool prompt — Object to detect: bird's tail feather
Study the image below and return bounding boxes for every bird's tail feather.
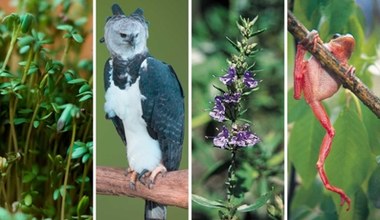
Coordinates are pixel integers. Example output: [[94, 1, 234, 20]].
[[145, 200, 166, 220]]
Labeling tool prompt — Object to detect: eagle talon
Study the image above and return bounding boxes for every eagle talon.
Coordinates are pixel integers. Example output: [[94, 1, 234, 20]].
[[147, 179, 154, 189], [129, 182, 136, 190], [138, 169, 150, 185], [125, 167, 133, 176], [147, 163, 167, 188], [128, 170, 138, 190]]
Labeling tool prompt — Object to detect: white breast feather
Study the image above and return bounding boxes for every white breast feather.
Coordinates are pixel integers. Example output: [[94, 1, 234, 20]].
[[104, 60, 161, 173]]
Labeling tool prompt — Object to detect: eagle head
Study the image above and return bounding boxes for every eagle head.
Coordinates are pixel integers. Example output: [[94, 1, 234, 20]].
[[104, 7, 149, 60]]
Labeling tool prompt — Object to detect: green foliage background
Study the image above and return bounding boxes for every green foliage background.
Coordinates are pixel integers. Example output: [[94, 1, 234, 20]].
[[0, 0, 93, 219], [192, 0, 284, 219], [95, 0, 189, 219], [288, 0, 380, 219]]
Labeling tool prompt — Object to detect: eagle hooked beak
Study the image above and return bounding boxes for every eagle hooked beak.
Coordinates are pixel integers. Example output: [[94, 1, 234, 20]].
[[120, 33, 135, 47]]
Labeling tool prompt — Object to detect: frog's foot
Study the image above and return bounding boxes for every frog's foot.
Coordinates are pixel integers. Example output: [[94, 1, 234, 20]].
[[345, 65, 356, 78], [146, 163, 167, 189], [302, 30, 322, 52], [125, 168, 138, 190]]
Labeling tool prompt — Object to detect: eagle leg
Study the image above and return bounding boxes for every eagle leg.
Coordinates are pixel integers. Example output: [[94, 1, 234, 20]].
[[147, 163, 167, 189]]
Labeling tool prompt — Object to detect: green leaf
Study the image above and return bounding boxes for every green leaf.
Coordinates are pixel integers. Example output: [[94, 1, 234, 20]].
[[72, 146, 87, 159], [22, 172, 36, 183], [82, 154, 90, 163], [291, 178, 323, 210], [57, 24, 73, 31], [18, 35, 34, 47], [33, 120, 39, 128], [320, 0, 355, 35], [79, 84, 90, 93], [353, 187, 369, 220], [287, 89, 309, 123], [53, 189, 60, 200], [77, 195, 89, 215], [289, 108, 324, 187], [192, 194, 226, 209], [362, 103, 380, 154], [72, 32, 84, 43], [68, 78, 86, 84], [326, 107, 372, 209], [19, 45, 30, 54], [225, 36, 240, 52], [368, 166, 380, 208], [14, 118, 28, 125], [74, 17, 88, 26], [24, 194, 32, 206], [237, 191, 272, 212], [79, 94, 92, 102], [20, 13, 34, 33], [0, 70, 15, 78]]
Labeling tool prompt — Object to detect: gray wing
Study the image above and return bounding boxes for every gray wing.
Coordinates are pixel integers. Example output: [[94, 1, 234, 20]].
[[139, 57, 184, 171], [104, 58, 126, 146]]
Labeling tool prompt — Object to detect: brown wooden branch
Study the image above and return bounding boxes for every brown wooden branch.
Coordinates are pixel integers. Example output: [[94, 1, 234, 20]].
[[288, 10, 380, 118], [96, 166, 188, 209]]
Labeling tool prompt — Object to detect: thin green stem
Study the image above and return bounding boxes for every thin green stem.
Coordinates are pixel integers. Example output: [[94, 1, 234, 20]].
[[79, 157, 92, 199], [61, 38, 71, 64], [9, 95, 19, 153], [225, 149, 237, 219], [2, 25, 21, 71], [0, 179, 9, 210], [21, 49, 34, 84], [24, 101, 40, 164], [61, 120, 76, 220]]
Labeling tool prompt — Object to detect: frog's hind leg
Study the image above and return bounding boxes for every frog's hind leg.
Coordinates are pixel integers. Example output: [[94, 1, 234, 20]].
[[309, 100, 351, 211]]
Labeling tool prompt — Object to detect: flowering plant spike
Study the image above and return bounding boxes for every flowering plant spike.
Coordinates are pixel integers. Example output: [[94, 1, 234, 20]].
[[209, 17, 262, 151], [192, 16, 273, 220]]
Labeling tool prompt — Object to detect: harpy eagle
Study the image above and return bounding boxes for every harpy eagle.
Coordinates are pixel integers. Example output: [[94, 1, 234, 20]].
[[101, 4, 184, 220]]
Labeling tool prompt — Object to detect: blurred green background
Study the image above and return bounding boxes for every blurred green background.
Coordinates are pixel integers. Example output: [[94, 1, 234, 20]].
[[288, 0, 380, 219], [192, 0, 284, 219], [96, 1, 188, 219]]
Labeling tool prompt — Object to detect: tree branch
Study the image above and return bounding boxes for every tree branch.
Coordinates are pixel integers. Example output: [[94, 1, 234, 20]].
[[96, 166, 188, 209], [288, 10, 380, 118]]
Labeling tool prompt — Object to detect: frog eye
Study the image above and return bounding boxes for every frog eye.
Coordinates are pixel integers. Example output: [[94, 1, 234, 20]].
[[332, 33, 341, 39]]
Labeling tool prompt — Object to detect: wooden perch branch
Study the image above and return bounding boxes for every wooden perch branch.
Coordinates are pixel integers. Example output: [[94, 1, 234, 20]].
[[96, 166, 188, 209], [288, 10, 380, 118]]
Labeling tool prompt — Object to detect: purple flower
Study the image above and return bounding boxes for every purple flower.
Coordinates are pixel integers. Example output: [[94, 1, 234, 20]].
[[229, 124, 260, 148], [242, 128, 260, 146], [243, 71, 258, 89], [213, 126, 230, 149], [220, 67, 237, 85], [230, 132, 247, 147], [209, 96, 225, 122], [223, 92, 241, 103]]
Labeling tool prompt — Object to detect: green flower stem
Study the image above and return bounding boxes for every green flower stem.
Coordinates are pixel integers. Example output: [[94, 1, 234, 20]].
[[61, 119, 77, 220], [226, 149, 237, 219], [2, 25, 21, 71]]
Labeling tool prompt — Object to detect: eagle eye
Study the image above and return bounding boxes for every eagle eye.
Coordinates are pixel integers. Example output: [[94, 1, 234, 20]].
[[120, 33, 127, 38]]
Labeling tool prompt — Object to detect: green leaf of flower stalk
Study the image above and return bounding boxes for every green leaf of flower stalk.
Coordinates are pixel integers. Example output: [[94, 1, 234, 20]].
[[192, 194, 226, 209], [236, 191, 273, 212]]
